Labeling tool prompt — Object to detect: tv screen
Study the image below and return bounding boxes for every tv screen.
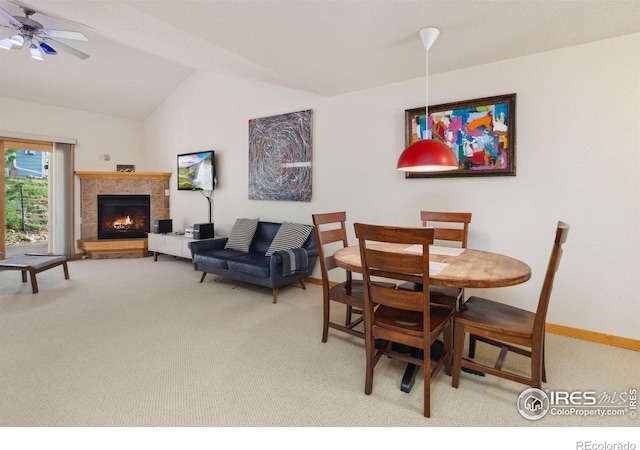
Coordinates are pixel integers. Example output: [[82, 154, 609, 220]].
[[177, 150, 216, 191]]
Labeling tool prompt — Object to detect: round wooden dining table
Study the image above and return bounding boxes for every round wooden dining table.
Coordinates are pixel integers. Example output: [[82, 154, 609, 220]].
[[333, 243, 531, 288]]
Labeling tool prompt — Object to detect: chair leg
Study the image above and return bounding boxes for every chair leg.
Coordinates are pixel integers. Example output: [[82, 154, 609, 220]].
[[542, 337, 547, 383], [199, 272, 207, 283], [443, 321, 453, 376], [345, 305, 353, 326], [322, 297, 330, 343], [364, 333, 377, 395], [423, 359, 431, 418], [531, 341, 544, 388], [452, 323, 466, 388], [299, 279, 306, 290], [272, 289, 278, 304], [468, 334, 477, 358]]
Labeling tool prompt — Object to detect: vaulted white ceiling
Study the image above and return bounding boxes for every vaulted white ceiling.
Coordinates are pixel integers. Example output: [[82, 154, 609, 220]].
[[1, 0, 639, 121]]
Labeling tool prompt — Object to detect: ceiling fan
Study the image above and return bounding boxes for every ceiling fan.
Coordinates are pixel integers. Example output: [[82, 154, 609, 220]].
[[0, 5, 89, 60]]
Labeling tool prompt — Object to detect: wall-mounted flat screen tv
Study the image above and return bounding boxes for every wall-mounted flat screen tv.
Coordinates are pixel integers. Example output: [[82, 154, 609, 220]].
[[177, 150, 216, 191]]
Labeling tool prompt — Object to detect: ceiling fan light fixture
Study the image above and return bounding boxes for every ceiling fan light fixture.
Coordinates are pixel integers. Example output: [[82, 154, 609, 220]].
[[9, 33, 24, 47], [29, 43, 43, 60], [0, 37, 14, 49], [0, 6, 90, 59], [39, 41, 57, 55]]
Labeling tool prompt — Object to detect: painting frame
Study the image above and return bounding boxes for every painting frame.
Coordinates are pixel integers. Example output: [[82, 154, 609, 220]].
[[404, 93, 516, 178], [248, 109, 313, 202]]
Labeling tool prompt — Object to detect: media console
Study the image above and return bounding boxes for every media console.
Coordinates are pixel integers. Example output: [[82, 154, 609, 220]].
[[147, 233, 220, 261]]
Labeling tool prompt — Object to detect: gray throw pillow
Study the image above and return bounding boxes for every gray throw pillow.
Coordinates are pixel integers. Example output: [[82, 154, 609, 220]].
[[265, 221, 313, 256], [224, 218, 259, 252]]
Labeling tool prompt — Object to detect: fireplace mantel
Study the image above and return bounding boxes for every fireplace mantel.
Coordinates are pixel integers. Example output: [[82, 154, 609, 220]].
[[77, 171, 171, 258], [75, 171, 171, 180]]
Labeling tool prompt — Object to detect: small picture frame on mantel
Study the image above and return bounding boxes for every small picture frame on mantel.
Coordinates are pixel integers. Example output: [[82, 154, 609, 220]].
[[116, 164, 135, 173]]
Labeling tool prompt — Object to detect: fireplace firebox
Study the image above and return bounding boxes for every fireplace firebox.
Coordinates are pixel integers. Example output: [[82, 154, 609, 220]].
[[97, 194, 151, 239]]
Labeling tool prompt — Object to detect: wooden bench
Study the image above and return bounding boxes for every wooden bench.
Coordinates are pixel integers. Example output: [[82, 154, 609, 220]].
[[0, 254, 69, 293]]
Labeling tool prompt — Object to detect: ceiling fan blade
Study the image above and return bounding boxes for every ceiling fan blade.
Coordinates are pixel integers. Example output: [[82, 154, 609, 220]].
[[0, 5, 21, 28], [1, 22, 19, 32], [45, 37, 89, 60], [40, 29, 88, 41]]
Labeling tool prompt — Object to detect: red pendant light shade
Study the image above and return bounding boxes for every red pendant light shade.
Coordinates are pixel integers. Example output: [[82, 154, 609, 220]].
[[398, 27, 458, 173], [397, 139, 458, 172]]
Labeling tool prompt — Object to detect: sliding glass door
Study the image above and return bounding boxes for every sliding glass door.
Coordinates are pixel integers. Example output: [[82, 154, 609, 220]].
[[1, 138, 53, 258]]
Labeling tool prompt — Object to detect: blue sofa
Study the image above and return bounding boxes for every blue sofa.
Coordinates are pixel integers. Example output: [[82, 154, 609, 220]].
[[187, 221, 318, 303]]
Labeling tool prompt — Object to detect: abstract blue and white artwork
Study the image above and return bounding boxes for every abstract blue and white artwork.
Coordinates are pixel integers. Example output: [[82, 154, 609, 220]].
[[248, 109, 312, 201]]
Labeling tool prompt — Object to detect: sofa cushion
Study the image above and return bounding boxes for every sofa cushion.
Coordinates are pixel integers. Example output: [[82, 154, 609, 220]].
[[249, 221, 282, 255], [265, 222, 314, 256], [227, 253, 271, 278], [193, 249, 246, 270], [225, 218, 259, 252]]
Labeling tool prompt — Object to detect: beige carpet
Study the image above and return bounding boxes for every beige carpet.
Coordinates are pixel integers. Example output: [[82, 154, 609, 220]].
[[1, 256, 638, 443]]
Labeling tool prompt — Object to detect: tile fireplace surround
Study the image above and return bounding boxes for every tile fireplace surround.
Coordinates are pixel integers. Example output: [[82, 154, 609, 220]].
[[76, 171, 170, 258]]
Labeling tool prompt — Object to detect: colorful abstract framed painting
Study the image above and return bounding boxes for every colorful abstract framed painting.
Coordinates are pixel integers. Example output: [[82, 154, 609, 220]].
[[404, 93, 516, 178], [248, 109, 313, 201]]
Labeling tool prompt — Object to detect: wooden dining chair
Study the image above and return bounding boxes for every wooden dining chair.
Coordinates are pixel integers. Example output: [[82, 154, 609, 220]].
[[400, 211, 472, 311], [354, 223, 454, 418], [452, 221, 570, 389], [311, 212, 369, 342]]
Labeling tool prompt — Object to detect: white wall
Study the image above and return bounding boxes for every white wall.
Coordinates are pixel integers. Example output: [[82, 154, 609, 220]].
[[144, 33, 640, 340], [0, 97, 143, 169]]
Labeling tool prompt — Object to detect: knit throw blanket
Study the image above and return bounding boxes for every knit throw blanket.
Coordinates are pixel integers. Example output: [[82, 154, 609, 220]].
[[277, 248, 309, 276]]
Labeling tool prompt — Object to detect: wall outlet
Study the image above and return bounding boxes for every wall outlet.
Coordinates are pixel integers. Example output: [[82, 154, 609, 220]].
[[99, 154, 111, 161]]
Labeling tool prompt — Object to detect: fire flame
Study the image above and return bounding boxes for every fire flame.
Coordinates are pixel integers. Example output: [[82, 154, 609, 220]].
[[113, 216, 133, 230]]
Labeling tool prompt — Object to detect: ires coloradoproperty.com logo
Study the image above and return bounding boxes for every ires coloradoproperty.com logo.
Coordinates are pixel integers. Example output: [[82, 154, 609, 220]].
[[517, 387, 637, 421]]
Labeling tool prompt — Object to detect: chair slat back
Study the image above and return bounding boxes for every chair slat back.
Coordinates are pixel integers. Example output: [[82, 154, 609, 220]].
[[312, 212, 351, 284], [369, 282, 424, 312], [313, 212, 349, 245], [354, 223, 433, 313], [421, 211, 472, 248], [365, 248, 423, 275]]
